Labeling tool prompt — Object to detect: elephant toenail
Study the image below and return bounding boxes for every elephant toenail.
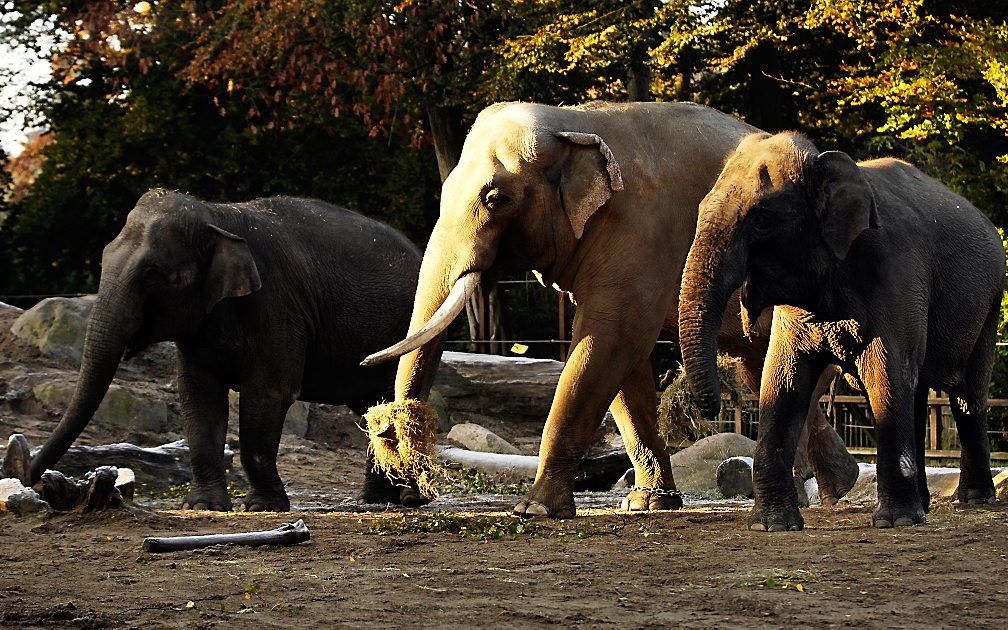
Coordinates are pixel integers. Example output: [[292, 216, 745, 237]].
[[749, 523, 767, 532], [524, 502, 549, 516], [894, 517, 915, 527], [873, 519, 892, 528], [768, 523, 786, 532]]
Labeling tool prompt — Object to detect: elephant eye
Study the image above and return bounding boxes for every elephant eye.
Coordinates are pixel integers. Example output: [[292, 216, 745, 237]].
[[482, 188, 509, 210]]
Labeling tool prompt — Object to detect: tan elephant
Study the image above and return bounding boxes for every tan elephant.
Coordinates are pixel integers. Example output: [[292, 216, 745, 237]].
[[365, 101, 858, 517]]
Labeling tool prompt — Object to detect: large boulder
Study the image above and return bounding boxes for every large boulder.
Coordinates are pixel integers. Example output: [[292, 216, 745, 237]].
[[669, 432, 757, 495], [33, 380, 168, 433], [11, 296, 96, 362], [434, 352, 562, 425], [447, 422, 522, 455]]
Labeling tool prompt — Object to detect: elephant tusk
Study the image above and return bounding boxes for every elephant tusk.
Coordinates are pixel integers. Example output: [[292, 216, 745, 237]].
[[361, 272, 480, 366]]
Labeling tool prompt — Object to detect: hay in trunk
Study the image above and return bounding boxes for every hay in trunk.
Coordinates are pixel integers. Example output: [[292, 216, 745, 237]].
[[364, 399, 443, 499], [658, 355, 749, 447]]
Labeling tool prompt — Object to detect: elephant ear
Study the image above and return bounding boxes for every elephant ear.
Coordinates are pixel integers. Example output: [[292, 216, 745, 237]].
[[814, 150, 881, 260], [204, 224, 262, 312], [554, 131, 624, 239]]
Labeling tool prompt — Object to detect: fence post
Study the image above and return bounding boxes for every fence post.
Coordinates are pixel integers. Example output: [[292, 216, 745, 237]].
[[929, 394, 941, 451], [557, 293, 568, 362], [733, 404, 743, 435]]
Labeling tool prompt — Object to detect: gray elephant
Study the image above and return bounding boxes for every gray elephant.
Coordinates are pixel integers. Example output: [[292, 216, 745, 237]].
[[679, 132, 1005, 530], [28, 189, 423, 511], [362, 101, 859, 517]]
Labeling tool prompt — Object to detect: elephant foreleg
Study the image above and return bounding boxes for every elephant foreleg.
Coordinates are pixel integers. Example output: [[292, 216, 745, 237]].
[[513, 307, 659, 518], [610, 356, 682, 511], [178, 353, 231, 511]]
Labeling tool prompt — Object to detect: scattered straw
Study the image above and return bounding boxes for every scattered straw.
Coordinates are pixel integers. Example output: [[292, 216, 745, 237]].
[[658, 355, 749, 447], [364, 399, 443, 499]]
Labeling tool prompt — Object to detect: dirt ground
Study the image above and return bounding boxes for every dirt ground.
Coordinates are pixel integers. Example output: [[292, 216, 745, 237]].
[[3, 305, 1008, 628], [1, 498, 1006, 628]]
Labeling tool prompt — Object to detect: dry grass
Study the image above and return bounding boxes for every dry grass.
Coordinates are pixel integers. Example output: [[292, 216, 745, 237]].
[[657, 355, 749, 447], [364, 399, 443, 499]]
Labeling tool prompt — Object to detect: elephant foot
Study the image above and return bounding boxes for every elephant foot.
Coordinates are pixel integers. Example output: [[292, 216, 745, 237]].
[[358, 469, 431, 507], [181, 485, 232, 511], [747, 499, 804, 532], [872, 500, 926, 528], [238, 487, 290, 512], [957, 486, 995, 507], [621, 486, 684, 512], [513, 477, 575, 519]]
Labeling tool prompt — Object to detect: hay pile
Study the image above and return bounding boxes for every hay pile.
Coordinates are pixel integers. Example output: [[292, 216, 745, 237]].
[[658, 355, 749, 447], [364, 399, 443, 499]]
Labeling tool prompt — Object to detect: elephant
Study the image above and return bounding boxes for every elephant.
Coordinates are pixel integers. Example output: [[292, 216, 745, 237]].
[[361, 101, 859, 517], [27, 189, 423, 511], [678, 131, 1006, 530]]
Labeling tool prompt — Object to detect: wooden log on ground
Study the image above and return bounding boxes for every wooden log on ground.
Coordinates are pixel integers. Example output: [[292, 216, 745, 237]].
[[142, 519, 310, 552]]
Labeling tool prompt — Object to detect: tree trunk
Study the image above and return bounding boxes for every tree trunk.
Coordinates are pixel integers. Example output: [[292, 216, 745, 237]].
[[426, 104, 465, 183]]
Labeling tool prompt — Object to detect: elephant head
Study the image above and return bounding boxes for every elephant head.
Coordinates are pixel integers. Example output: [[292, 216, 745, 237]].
[[362, 103, 623, 400], [679, 132, 879, 418], [29, 189, 261, 483]]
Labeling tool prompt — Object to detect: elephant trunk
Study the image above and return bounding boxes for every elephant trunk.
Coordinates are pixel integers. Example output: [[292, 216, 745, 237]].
[[29, 285, 139, 483], [678, 222, 746, 419]]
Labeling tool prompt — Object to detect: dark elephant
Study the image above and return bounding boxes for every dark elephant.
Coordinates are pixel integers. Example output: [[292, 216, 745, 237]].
[[28, 189, 422, 511], [362, 101, 858, 517], [679, 132, 1005, 530]]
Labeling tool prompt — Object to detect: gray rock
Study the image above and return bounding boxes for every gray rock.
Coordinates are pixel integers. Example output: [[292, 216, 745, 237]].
[[283, 400, 310, 437], [6, 488, 51, 515], [670, 433, 757, 495], [446, 422, 522, 455], [11, 295, 96, 362], [33, 380, 168, 433]]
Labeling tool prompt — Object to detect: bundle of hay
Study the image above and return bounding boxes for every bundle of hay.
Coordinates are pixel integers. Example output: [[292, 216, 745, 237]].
[[363, 399, 443, 499], [658, 355, 749, 447]]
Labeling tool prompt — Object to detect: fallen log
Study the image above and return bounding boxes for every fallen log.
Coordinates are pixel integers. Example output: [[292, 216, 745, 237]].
[[142, 519, 310, 553], [436, 445, 632, 491], [34, 440, 234, 490]]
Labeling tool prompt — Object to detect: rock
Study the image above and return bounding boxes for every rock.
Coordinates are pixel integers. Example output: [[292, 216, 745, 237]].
[[304, 404, 368, 450], [716, 456, 755, 499], [428, 388, 452, 432], [6, 488, 50, 515], [0, 477, 26, 508], [283, 401, 309, 437], [10, 296, 95, 362], [446, 422, 522, 455], [434, 352, 563, 425], [33, 380, 168, 433], [35, 439, 234, 490], [670, 433, 757, 495], [1, 433, 31, 483]]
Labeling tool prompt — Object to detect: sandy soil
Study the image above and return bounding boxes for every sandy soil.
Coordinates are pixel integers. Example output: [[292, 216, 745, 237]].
[[3, 305, 1008, 628], [1, 498, 1007, 628]]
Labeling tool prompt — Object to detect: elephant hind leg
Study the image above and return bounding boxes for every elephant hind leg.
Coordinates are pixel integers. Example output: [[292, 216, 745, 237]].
[[949, 305, 998, 506], [611, 356, 681, 512]]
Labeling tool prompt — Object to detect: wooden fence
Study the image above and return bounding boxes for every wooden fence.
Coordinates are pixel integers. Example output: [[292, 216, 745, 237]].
[[717, 393, 1008, 463]]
